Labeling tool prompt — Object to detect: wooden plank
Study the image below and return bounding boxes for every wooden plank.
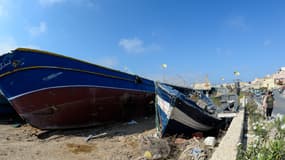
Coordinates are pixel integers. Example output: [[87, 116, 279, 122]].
[[217, 112, 237, 118]]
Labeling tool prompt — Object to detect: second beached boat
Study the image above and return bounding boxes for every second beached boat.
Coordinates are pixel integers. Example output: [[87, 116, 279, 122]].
[[155, 82, 224, 137]]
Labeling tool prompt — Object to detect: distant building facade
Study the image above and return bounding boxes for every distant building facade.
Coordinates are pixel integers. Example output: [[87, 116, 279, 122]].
[[274, 67, 285, 85], [250, 76, 276, 90], [192, 82, 211, 96], [249, 67, 285, 90], [192, 82, 211, 90]]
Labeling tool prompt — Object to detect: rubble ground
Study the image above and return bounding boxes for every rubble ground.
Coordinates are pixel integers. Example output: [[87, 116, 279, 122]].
[[0, 116, 224, 160]]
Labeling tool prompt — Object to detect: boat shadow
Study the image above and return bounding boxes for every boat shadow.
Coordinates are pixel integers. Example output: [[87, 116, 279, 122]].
[[0, 113, 25, 125], [36, 116, 156, 140]]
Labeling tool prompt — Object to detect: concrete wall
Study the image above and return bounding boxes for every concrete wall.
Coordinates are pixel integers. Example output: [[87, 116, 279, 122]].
[[210, 108, 245, 160]]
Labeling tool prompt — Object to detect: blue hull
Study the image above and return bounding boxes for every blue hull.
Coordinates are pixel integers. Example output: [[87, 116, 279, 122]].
[[0, 48, 154, 100], [0, 48, 155, 129]]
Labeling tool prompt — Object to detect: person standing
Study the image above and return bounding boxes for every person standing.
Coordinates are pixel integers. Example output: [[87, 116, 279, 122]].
[[263, 91, 275, 120]]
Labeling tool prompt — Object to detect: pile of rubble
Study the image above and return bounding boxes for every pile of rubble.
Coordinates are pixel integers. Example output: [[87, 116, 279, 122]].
[[136, 132, 220, 160]]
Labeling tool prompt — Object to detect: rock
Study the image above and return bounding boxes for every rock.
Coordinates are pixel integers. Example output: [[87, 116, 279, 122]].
[[203, 136, 216, 148], [175, 138, 187, 144], [140, 136, 170, 159]]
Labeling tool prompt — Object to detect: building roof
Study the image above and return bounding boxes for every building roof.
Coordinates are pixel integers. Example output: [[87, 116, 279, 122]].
[[192, 82, 211, 90]]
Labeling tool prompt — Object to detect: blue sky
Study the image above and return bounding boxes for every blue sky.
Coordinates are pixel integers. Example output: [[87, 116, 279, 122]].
[[0, 0, 284, 85]]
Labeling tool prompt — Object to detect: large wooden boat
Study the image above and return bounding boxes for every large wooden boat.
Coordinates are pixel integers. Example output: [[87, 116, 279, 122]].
[[0, 48, 155, 129], [155, 82, 224, 137]]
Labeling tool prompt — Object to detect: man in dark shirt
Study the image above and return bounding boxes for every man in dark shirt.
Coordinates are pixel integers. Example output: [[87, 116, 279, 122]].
[[264, 91, 275, 120]]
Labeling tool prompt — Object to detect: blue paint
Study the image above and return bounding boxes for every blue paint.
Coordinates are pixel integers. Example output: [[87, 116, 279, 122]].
[[0, 49, 155, 99], [155, 82, 223, 137]]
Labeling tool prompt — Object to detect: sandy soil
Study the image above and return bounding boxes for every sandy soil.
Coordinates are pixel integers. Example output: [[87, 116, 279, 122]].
[[0, 116, 158, 160], [0, 115, 221, 160]]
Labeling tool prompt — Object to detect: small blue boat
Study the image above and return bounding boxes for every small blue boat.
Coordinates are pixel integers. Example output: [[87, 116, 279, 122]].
[[155, 82, 224, 137]]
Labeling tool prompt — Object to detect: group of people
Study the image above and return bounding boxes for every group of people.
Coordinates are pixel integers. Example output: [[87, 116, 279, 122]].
[[262, 90, 275, 120]]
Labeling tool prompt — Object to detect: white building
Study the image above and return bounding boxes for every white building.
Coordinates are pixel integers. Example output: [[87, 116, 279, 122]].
[[250, 67, 285, 90], [274, 67, 285, 85], [250, 75, 276, 90], [192, 82, 211, 90]]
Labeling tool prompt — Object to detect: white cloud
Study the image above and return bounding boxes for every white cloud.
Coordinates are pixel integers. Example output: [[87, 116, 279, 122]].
[[96, 56, 118, 68], [227, 16, 248, 31], [0, 37, 39, 55], [118, 37, 160, 54], [264, 40, 271, 46], [118, 38, 145, 53], [28, 21, 47, 37]]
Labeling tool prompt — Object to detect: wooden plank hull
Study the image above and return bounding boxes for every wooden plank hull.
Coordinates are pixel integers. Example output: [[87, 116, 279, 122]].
[[0, 48, 155, 129], [155, 82, 223, 137], [11, 86, 154, 129]]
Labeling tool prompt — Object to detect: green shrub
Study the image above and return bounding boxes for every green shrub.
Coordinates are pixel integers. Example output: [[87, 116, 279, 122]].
[[237, 99, 285, 160]]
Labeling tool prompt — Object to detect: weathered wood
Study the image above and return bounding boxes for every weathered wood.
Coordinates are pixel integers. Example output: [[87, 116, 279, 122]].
[[217, 113, 237, 118]]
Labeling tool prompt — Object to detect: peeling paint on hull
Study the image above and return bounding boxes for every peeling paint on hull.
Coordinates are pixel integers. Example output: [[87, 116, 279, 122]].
[[11, 87, 154, 129]]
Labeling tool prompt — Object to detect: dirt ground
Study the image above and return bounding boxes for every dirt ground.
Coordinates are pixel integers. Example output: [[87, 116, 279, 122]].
[[0, 116, 158, 160], [0, 115, 221, 160]]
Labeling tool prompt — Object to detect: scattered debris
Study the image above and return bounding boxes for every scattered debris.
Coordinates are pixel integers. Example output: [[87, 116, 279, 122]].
[[85, 132, 108, 142], [0, 116, 226, 160], [139, 135, 170, 159], [12, 123, 21, 128], [36, 130, 58, 139], [175, 137, 187, 144], [204, 136, 216, 148], [127, 120, 138, 125], [144, 150, 152, 159], [178, 138, 207, 160]]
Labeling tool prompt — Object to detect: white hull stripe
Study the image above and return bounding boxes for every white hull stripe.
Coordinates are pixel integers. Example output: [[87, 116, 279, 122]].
[[157, 95, 211, 131], [8, 85, 153, 101], [156, 95, 172, 119], [170, 107, 212, 131]]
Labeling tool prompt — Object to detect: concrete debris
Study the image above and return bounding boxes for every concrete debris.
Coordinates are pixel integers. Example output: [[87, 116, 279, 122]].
[[203, 137, 216, 148], [127, 120, 138, 125], [140, 135, 170, 159], [85, 132, 108, 142], [177, 137, 208, 160]]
